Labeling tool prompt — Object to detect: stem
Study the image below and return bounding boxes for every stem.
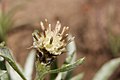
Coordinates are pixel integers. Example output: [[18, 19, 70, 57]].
[[35, 60, 50, 80], [50, 59, 58, 80]]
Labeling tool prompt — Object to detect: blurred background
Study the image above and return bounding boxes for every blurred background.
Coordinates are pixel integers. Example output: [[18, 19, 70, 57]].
[[0, 0, 120, 80]]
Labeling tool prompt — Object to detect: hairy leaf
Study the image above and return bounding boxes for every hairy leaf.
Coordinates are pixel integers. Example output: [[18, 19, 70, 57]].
[[55, 35, 77, 80], [49, 57, 85, 73], [70, 72, 84, 80], [93, 58, 120, 80], [0, 70, 7, 77], [24, 50, 36, 80], [0, 47, 27, 80], [0, 70, 9, 80]]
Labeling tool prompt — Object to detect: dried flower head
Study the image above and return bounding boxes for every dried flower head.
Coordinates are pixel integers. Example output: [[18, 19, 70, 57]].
[[32, 19, 74, 65]]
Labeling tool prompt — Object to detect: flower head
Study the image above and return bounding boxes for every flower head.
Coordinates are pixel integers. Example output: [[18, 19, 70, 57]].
[[32, 19, 73, 65]]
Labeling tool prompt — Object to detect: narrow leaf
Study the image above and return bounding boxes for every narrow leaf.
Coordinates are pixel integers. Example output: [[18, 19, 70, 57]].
[[70, 72, 84, 80], [67, 35, 76, 56], [6, 63, 23, 80], [0, 47, 27, 80], [0, 70, 9, 80], [49, 57, 85, 73], [55, 52, 75, 80], [0, 70, 7, 77], [93, 58, 120, 80], [50, 59, 58, 80], [24, 49, 36, 80], [55, 35, 77, 80]]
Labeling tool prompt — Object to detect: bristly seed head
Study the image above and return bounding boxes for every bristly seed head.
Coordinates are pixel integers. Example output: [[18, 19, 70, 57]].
[[32, 19, 74, 65]]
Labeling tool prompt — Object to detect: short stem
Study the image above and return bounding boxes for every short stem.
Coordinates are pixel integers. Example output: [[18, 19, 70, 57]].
[[35, 60, 50, 80], [35, 71, 45, 80], [50, 59, 58, 80]]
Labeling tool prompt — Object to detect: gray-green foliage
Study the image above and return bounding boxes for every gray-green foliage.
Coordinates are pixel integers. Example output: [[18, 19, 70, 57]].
[[0, 43, 34, 80], [0, 38, 85, 80], [55, 35, 80, 80], [24, 50, 35, 80], [0, 40, 120, 80], [0, 70, 9, 80], [0, 44, 27, 80], [0, 3, 23, 75], [35, 37, 85, 80], [0, 70, 7, 77], [93, 58, 120, 80], [5, 50, 36, 80], [49, 57, 84, 73], [70, 73, 84, 80]]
